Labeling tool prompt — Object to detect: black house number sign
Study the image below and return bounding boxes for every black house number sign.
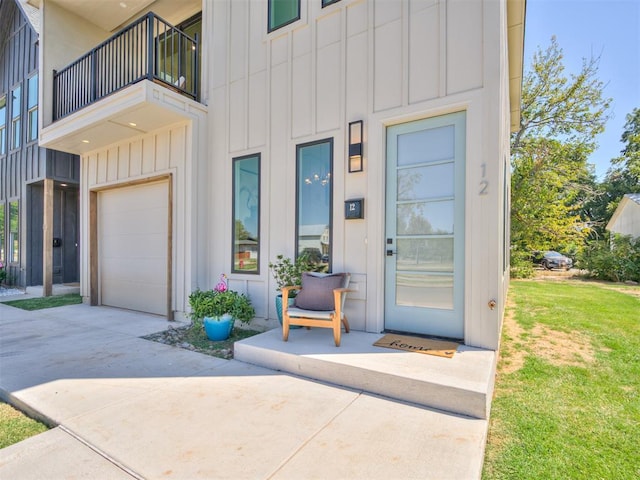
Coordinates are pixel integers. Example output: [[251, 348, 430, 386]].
[[345, 199, 364, 219]]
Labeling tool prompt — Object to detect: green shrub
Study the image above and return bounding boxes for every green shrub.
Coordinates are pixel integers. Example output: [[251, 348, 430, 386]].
[[510, 249, 535, 279], [580, 234, 640, 283]]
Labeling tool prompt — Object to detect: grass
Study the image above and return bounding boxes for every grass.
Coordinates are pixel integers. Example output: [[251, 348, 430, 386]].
[[0, 402, 48, 449], [483, 279, 640, 479], [2, 294, 82, 311]]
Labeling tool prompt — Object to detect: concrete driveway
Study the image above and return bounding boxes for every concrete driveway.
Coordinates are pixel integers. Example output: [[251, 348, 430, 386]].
[[0, 301, 488, 479]]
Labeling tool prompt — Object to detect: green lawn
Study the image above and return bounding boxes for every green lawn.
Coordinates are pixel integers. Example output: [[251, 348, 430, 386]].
[[2, 294, 82, 311], [483, 280, 640, 479], [0, 403, 48, 449]]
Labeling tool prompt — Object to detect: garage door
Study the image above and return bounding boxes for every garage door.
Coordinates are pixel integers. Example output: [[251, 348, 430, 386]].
[[98, 181, 169, 316]]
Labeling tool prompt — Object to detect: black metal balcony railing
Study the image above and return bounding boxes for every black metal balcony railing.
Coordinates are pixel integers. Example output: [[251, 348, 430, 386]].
[[53, 12, 198, 121]]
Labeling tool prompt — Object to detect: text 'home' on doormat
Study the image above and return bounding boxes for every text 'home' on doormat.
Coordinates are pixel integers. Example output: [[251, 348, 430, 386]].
[[374, 334, 459, 358]]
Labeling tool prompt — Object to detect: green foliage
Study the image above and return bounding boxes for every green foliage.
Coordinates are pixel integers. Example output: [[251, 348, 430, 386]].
[[512, 36, 611, 152], [509, 248, 535, 279], [0, 262, 6, 284], [188, 289, 255, 325], [3, 294, 82, 311], [510, 36, 611, 254], [511, 139, 594, 253], [268, 253, 320, 290], [484, 280, 640, 479], [579, 234, 640, 282]]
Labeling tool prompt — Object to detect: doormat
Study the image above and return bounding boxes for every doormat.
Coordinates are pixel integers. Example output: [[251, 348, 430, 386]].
[[373, 334, 459, 358]]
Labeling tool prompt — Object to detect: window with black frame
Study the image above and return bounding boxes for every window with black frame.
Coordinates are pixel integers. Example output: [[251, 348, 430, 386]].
[[296, 139, 333, 271], [11, 86, 20, 149], [268, 0, 300, 32], [27, 74, 38, 142], [0, 95, 6, 155], [9, 201, 18, 264], [0, 203, 5, 263], [232, 154, 260, 273]]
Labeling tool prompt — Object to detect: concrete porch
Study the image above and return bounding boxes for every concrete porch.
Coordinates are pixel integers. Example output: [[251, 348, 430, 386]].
[[234, 328, 497, 419]]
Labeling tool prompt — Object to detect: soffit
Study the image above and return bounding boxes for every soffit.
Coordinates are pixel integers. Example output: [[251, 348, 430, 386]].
[[507, 0, 526, 133], [26, 0, 199, 32]]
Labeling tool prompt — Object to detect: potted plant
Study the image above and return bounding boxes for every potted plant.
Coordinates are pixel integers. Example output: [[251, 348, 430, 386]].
[[188, 276, 255, 341], [268, 253, 319, 325]]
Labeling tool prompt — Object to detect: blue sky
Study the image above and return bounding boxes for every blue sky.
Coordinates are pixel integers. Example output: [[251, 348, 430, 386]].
[[524, 0, 640, 180]]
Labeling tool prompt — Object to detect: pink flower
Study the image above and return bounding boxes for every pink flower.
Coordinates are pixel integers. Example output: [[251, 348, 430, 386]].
[[214, 273, 228, 292]]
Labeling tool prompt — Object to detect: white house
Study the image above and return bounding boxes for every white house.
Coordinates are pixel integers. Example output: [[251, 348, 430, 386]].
[[606, 193, 640, 239], [29, 0, 525, 351]]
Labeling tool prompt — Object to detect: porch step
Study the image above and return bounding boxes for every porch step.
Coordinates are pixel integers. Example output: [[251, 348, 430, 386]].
[[234, 328, 497, 419]]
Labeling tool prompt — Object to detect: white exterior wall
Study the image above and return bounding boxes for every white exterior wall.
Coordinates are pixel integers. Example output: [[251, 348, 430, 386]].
[[79, 112, 209, 319], [206, 0, 512, 349], [608, 199, 640, 239], [40, 0, 111, 128]]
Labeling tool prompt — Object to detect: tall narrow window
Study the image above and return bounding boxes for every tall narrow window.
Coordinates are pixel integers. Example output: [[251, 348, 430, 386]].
[[296, 139, 333, 270], [9, 201, 18, 264], [27, 75, 38, 142], [268, 0, 300, 32], [11, 85, 21, 149], [0, 96, 6, 154], [232, 154, 260, 274], [0, 203, 5, 263]]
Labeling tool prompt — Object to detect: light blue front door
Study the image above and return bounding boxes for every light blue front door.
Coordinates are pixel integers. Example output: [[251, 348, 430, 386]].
[[384, 112, 466, 339]]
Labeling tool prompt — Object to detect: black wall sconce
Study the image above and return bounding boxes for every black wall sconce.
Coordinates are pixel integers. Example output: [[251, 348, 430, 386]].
[[348, 120, 364, 173]]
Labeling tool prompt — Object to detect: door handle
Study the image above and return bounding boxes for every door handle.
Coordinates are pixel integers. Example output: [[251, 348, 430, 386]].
[[386, 250, 395, 256]]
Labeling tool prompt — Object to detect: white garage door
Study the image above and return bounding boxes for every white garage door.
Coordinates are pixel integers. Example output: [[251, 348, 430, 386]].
[[98, 181, 169, 316]]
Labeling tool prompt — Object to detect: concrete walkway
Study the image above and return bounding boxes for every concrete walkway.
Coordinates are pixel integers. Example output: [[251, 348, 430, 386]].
[[0, 302, 489, 479]]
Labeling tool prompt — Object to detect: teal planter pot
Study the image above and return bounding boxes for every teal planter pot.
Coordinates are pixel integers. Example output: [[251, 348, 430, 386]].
[[275, 294, 300, 328], [203, 314, 234, 341]]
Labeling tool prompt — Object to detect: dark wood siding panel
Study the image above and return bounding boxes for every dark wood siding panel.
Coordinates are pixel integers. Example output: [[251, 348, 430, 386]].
[[47, 149, 81, 183]]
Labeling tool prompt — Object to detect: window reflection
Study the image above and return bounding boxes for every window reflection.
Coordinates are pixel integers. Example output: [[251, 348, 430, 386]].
[[232, 154, 260, 273], [296, 139, 332, 270], [9, 201, 18, 264]]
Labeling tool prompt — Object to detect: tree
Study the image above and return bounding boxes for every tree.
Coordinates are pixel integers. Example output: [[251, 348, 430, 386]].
[[585, 108, 640, 235], [510, 37, 611, 255], [511, 139, 593, 252], [512, 36, 611, 153]]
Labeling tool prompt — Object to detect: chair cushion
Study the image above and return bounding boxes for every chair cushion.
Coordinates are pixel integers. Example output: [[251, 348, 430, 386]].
[[294, 272, 345, 311]]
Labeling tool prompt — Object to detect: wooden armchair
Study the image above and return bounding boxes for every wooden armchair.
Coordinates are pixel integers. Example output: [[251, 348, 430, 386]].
[[282, 272, 352, 347]]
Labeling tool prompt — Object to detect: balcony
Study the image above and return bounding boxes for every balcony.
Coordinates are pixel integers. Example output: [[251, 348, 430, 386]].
[[41, 12, 205, 155], [54, 12, 198, 120]]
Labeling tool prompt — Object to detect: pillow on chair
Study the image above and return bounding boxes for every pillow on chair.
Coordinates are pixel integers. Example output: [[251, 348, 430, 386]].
[[294, 273, 345, 311]]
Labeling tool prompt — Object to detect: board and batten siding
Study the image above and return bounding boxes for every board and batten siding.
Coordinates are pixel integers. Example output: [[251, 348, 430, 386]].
[[0, 0, 80, 287], [79, 122, 204, 318], [205, 0, 504, 347]]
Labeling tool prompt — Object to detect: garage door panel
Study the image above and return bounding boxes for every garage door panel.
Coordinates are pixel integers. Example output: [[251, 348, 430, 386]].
[[101, 258, 167, 285], [101, 233, 168, 259], [98, 181, 168, 317], [100, 208, 167, 236], [101, 280, 167, 314]]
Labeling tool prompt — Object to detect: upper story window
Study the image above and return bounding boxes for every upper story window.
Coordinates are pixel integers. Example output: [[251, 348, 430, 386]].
[[232, 154, 261, 274], [268, 0, 300, 32], [0, 96, 6, 155], [11, 85, 21, 150], [296, 138, 333, 270], [322, 0, 341, 7], [27, 74, 38, 143]]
